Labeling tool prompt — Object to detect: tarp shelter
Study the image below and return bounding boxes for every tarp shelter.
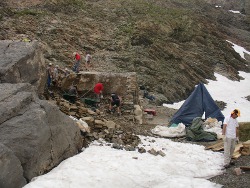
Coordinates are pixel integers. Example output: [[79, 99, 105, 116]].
[[170, 83, 225, 126]]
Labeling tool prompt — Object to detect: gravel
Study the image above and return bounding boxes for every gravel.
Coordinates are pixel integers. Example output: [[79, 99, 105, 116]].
[[209, 155, 250, 188]]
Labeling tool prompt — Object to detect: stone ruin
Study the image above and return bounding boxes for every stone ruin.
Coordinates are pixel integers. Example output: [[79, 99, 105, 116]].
[[50, 71, 144, 150], [59, 71, 140, 115]]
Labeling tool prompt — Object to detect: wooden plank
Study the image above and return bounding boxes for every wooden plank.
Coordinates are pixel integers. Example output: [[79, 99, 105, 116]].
[[240, 166, 250, 171], [206, 141, 243, 154], [205, 140, 223, 150], [232, 143, 243, 159], [212, 142, 224, 151], [232, 152, 241, 159], [234, 143, 243, 152]]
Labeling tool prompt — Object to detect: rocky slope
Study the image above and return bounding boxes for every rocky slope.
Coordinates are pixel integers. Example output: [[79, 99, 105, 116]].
[[0, 0, 249, 104]]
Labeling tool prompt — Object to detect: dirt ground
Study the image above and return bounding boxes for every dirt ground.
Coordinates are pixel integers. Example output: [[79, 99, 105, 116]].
[[209, 155, 250, 188]]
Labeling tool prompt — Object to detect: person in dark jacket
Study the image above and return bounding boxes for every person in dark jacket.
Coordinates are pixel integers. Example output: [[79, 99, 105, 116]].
[[109, 93, 122, 115]]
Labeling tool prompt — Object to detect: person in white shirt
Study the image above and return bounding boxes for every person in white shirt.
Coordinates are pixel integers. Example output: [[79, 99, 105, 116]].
[[85, 52, 92, 71], [222, 109, 240, 168]]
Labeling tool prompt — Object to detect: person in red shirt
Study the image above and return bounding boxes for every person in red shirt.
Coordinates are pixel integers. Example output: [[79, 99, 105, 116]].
[[72, 52, 81, 73], [94, 82, 103, 99]]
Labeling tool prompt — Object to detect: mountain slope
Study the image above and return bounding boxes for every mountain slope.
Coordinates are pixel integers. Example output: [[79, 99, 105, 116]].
[[0, 0, 249, 103]]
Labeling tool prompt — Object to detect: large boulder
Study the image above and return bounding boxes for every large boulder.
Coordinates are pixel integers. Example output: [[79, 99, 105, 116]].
[[0, 40, 83, 187], [0, 40, 47, 96], [0, 83, 83, 185], [0, 143, 26, 188]]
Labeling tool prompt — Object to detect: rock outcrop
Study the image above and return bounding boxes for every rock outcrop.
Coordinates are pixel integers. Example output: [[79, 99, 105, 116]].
[[0, 143, 26, 188], [0, 40, 46, 96], [0, 41, 83, 188]]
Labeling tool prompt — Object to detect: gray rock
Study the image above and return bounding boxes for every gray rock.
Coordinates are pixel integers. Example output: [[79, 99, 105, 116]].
[[148, 148, 158, 156], [0, 85, 82, 181], [112, 143, 123, 150], [0, 40, 46, 96], [138, 147, 146, 153], [157, 150, 166, 157], [0, 40, 83, 184], [0, 143, 26, 188], [104, 120, 116, 129], [124, 145, 136, 151]]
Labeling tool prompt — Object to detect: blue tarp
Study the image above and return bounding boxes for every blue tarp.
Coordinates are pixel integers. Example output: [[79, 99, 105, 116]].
[[170, 83, 225, 126]]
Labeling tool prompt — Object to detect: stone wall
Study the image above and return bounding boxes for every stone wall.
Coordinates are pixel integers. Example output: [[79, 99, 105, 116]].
[[60, 71, 140, 107]]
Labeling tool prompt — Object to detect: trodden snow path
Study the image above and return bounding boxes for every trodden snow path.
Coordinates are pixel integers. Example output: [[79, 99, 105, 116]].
[[24, 136, 224, 188]]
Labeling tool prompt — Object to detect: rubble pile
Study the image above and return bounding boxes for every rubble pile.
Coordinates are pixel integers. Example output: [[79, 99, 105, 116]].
[[54, 95, 141, 149]]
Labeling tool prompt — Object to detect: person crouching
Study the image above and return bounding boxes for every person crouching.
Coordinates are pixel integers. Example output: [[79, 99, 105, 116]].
[[109, 93, 122, 115]]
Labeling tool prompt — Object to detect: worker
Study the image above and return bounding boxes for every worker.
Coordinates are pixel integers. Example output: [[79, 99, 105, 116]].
[[72, 52, 81, 73], [68, 84, 78, 96], [109, 93, 122, 115], [46, 63, 54, 88], [222, 109, 240, 168], [52, 65, 59, 87], [64, 84, 78, 103], [85, 52, 92, 71], [94, 82, 103, 100]]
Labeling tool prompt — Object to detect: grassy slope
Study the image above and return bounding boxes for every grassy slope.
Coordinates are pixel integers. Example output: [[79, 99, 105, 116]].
[[0, 0, 249, 103]]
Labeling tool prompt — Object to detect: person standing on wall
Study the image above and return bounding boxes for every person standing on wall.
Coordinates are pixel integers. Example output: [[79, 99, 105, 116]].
[[72, 52, 81, 73], [85, 52, 92, 71], [222, 109, 240, 168]]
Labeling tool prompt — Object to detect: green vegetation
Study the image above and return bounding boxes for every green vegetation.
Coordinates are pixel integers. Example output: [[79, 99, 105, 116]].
[[44, 0, 86, 13], [14, 9, 42, 16], [112, 0, 197, 44], [239, 122, 250, 142], [0, 7, 14, 21], [0, 0, 247, 102], [58, 0, 85, 8]]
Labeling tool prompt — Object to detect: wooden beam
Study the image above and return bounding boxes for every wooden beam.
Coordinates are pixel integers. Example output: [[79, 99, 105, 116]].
[[240, 166, 250, 171]]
